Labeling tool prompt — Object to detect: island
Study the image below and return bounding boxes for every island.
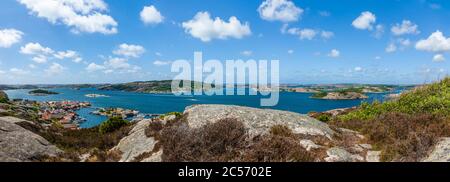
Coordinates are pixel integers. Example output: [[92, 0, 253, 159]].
[[91, 107, 139, 119], [85, 94, 109, 98], [28, 89, 59, 96], [311, 90, 368, 100], [98, 80, 208, 93]]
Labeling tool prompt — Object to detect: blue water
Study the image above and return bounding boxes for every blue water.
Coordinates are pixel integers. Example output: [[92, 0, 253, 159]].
[[5, 88, 391, 128]]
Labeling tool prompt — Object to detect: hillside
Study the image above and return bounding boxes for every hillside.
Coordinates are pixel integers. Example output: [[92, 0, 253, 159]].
[[98, 80, 205, 93], [326, 77, 450, 161]]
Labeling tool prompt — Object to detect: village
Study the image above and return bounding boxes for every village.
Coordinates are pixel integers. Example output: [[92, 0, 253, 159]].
[[12, 99, 91, 130], [39, 101, 92, 129]]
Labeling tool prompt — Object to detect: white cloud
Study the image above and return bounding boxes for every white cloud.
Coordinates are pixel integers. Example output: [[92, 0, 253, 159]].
[[104, 57, 130, 69], [20, 42, 55, 63], [153, 60, 171, 66], [285, 25, 332, 40], [32, 55, 49, 63], [20, 42, 82, 63], [20, 42, 54, 55], [113, 44, 146, 58], [86, 62, 105, 72], [140, 5, 164, 25], [328, 49, 340, 58], [10, 68, 29, 75], [354, 67, 363, 72], [374, 56, 381, 60], [391, 20, 420, 36], [0, 29, 23, 48], [299, 29, 317, 40], [45, 62, 65, 75], [433, 54, 445, 62], [258, 0, 303, 22], [321, 31, 334, 39], [182, 12, 251, 42], [415, 31, 450, 52], [86, 55, 142, 74], [241, 50, 253, 56], [54, 50, 82, 62], [28, 64, 36, 69], [18, 0, 117, 34], [373, 24, 384, 38], [287, 28, 317, 40], [352, 11, 376, 30], [386, 43, 397, 53], [288, 49, 294, 54], [398, 38, 411, 47]]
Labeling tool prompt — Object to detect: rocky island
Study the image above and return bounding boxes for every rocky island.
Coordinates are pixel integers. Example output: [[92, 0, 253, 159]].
[[28, 89, 59, 96], [98, 80, 211, 94], [85, 94, 109, 98], [91, 107, 139, 119], [311, 91, 369, 100]]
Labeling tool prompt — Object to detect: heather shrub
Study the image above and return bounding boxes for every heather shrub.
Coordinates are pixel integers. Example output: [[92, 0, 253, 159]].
[[331, 113, 450, 161], [160, 118, 247, 162], [18, 121, 132, 154], [99, 117, 130, 134], [331, 77, 450, 161], [159, 118, 316, 162]]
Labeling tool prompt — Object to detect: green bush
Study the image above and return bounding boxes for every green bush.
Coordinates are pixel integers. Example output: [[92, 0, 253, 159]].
[[311, 91, 327, 98], [339, 77, 450, 121], [99, 117, 130, 134], [317, 114, 331, 122], [159, 112, 182, 119]]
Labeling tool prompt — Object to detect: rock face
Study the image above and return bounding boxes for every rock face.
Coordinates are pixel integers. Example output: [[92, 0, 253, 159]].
[[324, 147, 364, 162], [0, 116, 61, 162], [422, 137, 450, 162], [184, 105, 335, 139], [111, 119, 158, 162]]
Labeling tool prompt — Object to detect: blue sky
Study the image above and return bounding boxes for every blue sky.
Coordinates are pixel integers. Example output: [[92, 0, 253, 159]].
[[0, 0, 449, 84]]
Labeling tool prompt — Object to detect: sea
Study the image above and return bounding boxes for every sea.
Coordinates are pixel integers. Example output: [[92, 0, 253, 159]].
[[5, 88, 396, 128]]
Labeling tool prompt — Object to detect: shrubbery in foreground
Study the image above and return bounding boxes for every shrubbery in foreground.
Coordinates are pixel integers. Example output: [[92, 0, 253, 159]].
[[331, 77, 450, 161], [99, 117, 130, 134]]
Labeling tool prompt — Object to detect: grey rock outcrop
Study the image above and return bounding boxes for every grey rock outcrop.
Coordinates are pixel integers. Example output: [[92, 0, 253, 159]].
[[299, 139, 322, 151], [111, 119, 158, 162], [324, 147, 364, 162], [0, 116, 61, 162], [113, 105, 373, 162], [366, 151, 381, 162], [422, 137, 450, 162], [184, 105, 335, 139]]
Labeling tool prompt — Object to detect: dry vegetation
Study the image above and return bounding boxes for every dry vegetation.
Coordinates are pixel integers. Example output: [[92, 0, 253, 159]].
[[330, 77, 450, 161], [145, 116, 318, 162], [16, 120, 133, 162]]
